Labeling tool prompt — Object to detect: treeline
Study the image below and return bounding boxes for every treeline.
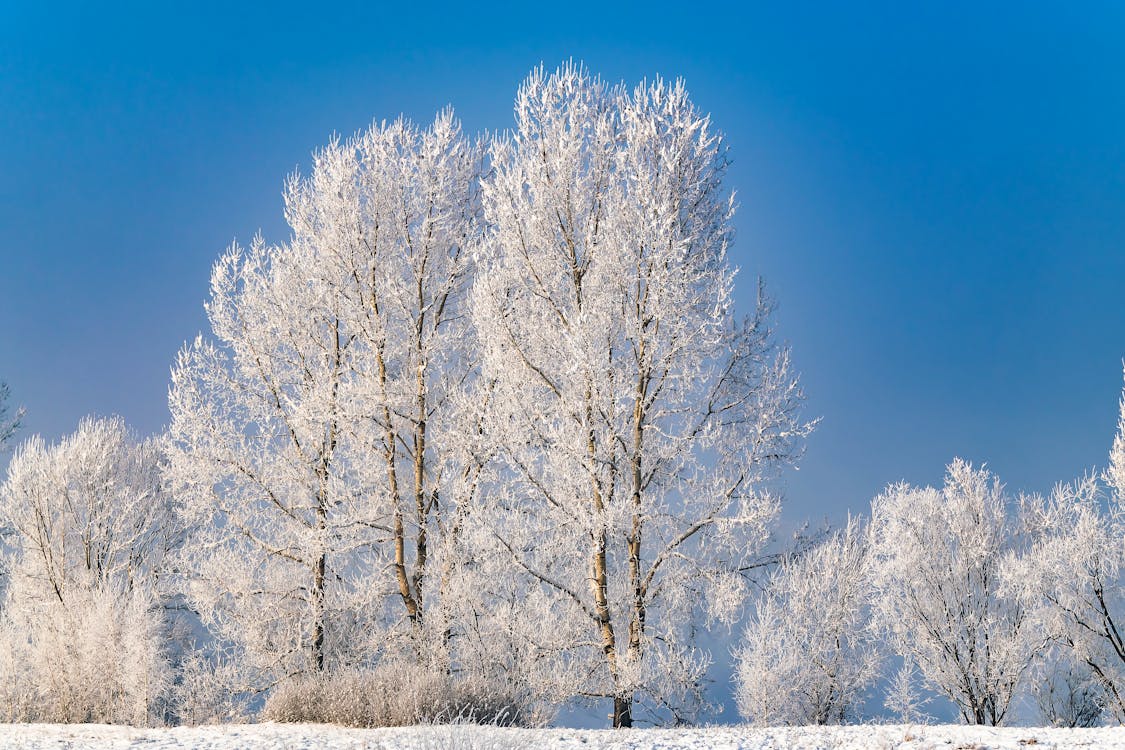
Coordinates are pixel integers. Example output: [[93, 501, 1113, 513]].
[[0, 63, 1117, 730], [736, 438, 1125, 728]]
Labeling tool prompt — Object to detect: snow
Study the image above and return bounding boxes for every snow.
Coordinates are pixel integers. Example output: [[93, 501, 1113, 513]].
[[2, 724, 1125, 750]]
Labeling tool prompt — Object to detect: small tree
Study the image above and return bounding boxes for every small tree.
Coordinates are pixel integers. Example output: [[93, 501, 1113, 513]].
[[0, 382, 23, 451], [884, 659, 934, 724], [1010, 376, 1125, 721], [870, 459, 1038, 725], [735, 518, 881, 725], [0, 416, 175, 724]]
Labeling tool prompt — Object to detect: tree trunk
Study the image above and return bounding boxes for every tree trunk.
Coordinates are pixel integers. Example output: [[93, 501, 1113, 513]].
[[627, 349, 648, 663], [613, 695, 633, 728], [412, 359, 428, 624], [312, 549, 326, 671], [585, 385, 622, 726], [312, 317, 342, 672], [378, 346, 420, 628]]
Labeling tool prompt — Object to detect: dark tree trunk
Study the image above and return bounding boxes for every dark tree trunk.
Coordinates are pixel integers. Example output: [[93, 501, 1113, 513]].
[[612, 695, 633, 728]]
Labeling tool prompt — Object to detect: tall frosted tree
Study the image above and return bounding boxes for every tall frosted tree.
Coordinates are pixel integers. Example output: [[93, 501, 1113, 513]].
[[471, 64, 811, 727], [169, 230, 364, 684], [870, 459, 1038, 725], [168, 110, 486, 691], [307, 111, 487, 659]]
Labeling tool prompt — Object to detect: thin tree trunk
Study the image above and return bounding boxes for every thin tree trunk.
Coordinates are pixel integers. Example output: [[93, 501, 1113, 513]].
[[312, 544, 326, 671], [627, 342, 648, 659], [623, 366, 647, 729], [412, 358, 428, 629], [369, 259, 421, 628], [613, 695, 633, 728], [585, 384, 621, 723], [377, 346, 420, 627], [312, 316, 343, 672]]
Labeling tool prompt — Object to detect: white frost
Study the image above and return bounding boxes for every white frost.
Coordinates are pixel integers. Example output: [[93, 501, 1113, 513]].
[[2, 723, 1125, 750]]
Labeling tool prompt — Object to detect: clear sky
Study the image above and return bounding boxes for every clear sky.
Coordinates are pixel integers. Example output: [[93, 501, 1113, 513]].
[[3, 1, 1125, 529]]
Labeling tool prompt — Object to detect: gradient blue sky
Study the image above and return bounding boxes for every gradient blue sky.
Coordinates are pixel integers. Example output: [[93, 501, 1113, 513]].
[[3, 1, 1125, 530]]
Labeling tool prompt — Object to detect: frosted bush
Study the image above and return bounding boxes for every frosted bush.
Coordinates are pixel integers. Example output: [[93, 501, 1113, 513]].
[[0, 416, 177, 725], [172, 651, 249, 726], [261, 662, 536, 728], [0, 582, 171, 724]]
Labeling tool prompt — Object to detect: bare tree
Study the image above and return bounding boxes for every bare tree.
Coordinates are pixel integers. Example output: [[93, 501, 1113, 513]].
[[0, 382, 23, 451]]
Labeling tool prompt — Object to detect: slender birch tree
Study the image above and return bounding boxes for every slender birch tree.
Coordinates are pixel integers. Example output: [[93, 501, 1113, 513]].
[[471, 64, 811, 727]]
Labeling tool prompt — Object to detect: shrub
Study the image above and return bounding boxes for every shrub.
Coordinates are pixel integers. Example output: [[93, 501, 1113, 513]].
[[260, 662, 533, 727], [1033, 653, 1104, 728], [0, 583, 171, 725], [172, 651, 249, 725]]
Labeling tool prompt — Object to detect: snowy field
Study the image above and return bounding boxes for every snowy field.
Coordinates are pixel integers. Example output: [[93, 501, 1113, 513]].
[[3, 724, 1125, 750]]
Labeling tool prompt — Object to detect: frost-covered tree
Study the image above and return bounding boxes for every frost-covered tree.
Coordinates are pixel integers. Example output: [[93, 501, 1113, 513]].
[[0, 381, 23, 451], [471, 64, 811, 727], [870, 459, 1037, 725], [884, 659, 934, 724], [299, 111, 487, 660], [734, 518, 881, 725], [0, 416, 174, 600], [1030, 646, 1104, 727], [169, 230, 365, 686], [0, 416, 174, 724], [168, 111, 488, 692], [1010, 377, 1125, 722]]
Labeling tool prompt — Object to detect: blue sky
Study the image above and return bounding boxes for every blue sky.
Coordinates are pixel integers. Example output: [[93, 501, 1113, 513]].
[[3, 0, 1125, 531]]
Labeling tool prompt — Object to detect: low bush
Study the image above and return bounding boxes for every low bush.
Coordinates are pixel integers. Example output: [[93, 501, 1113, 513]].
[[172, 652, 249, 726], [260, 662, 532, 728], [0, 583, 171, 725]]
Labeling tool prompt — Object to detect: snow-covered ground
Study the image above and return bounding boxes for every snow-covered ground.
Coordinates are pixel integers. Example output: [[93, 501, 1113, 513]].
[[2, 723, 1125, 750]]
